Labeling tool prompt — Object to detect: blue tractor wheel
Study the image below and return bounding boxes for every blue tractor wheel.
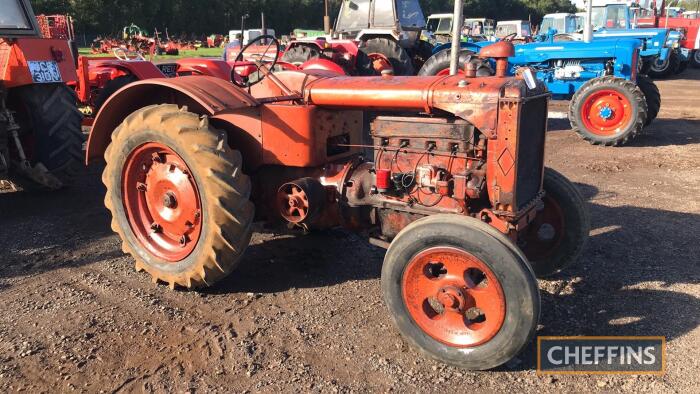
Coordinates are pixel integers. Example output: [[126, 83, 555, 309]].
[[648, 50, 680, 79], [568, 76, 647, 146]]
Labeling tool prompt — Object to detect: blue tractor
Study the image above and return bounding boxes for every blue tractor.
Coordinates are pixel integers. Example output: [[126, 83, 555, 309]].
[[542, 4, 685, 77], [419, 37, 659, 146]]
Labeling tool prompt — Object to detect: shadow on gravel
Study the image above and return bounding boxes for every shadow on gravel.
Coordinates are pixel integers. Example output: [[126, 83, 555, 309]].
[[205, 228, 386, 295], [512, 181, 700, 372], [0, 166, 116, 281], [547, 117, 700, 148], [625, 118, 700, 147]]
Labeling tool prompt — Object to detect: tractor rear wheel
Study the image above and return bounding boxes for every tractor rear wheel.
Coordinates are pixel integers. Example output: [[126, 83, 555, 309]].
[[569, 76, 647, 146], [381, 214, 539, 370], [418, 48, 493, 77], [9, 83, 83, 187], [636, 75, 660, 126], [521, 168, 590, 277], [102, 104, 255, 289], [691, 50, 700, 68], [648, 50, 680, 78], [281, 45, 321, 66], [359, 37, 414, 76], [676, 60, 688, 74]]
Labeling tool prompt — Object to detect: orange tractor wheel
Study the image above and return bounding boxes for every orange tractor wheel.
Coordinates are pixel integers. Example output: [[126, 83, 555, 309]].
[[381, 214, 539, 370], [102, 104, 255, 288]]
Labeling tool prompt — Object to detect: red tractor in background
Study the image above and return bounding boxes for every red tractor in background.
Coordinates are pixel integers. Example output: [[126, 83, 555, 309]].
[[637, 0, 700, 68], [86, 35, 590, 370], [1, 0, 83, 189], [282, 0, 434, 75]]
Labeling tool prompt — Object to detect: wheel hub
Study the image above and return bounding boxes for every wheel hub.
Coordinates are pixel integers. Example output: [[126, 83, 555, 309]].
[[580, 89, 633, 136], [401, 247, 506, 347], [522, 195, 565, 260], [598, 105, 614, 120], [122, 142, 202, 262]]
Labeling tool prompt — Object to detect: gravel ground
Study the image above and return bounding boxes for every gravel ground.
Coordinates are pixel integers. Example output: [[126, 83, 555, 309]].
[[1, 69, 699, 393]]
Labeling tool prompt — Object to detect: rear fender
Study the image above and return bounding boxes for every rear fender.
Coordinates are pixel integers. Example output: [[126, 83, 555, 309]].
[[85, 76, 263, 167], [90, 59, 165, 80]]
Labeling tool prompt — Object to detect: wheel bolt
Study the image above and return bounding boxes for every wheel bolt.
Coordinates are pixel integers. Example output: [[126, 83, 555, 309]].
[[194, 210, 201, 219], [179, 235, 189, 246], [152, 153, 163, 163], [150, 222, 162, 233], [137, 182, 147, 192]]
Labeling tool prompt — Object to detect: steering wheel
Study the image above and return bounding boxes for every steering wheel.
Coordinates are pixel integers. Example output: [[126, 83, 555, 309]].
[[231, 35, 280, 88], [502, 33, 518, 42], [113, 48, 146, 61]]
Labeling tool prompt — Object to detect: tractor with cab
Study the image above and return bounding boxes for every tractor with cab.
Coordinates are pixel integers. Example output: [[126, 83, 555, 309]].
[[86, 34, 590, 370], [282, 0, 433, 75]]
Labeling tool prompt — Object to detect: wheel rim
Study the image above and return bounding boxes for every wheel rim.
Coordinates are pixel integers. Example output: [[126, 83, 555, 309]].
[[651, 56, 669, 72], [579, 89, 633, 136], [367, 53, 393, 73], [694, 51, 700, 63], [402, 247, 506, 347], [521, 195, 565, 260], [122, 142, 202, 262]]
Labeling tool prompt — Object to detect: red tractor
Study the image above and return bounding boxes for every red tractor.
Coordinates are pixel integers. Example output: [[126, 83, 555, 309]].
[[1, 0, 83, 189], [86, 36, 590, 369], [282, 0, 433, 75]]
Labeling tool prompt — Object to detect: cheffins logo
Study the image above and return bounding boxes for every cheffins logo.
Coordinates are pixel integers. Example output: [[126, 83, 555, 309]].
[[537, 336, 665, 375]]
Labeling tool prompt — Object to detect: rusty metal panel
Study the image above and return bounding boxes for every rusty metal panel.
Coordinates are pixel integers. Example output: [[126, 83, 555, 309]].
[[260, 105, 362, 167]]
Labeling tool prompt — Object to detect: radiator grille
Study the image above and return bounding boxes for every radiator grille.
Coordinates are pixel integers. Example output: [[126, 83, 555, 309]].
[[515, 96, 547, 210]]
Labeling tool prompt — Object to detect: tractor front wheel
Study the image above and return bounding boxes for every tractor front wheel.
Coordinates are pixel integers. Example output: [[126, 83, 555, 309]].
[[381, 214, 539, 370], [521, 168, 590, 277], [358, 38, 414, 76], [690, 50, 700, 68], [418, 48, 493, 77], [102, 104, 255, 288], [569, 76, 647, 146], [648, 50, 680, 78]]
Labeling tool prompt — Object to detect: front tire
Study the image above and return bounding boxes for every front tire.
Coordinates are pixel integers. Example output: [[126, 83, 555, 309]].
[[521, 168, 590, 277], [690, 50, 700, 68], [102, 104, 255, 289], [648, 50, 680, 78], [382, 214, 539, 370], [569, 76, 647, 146]]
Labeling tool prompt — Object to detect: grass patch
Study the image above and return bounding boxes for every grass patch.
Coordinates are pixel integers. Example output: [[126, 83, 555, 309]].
[[78, 47, 223, 60]]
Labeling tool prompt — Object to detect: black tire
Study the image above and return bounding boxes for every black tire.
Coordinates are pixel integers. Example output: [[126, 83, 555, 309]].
[[569, 76, 647, 146], [381, 214, 540, 370], [410, 40, 435, 71], [281, 45, 321, 66], [102, 104, 255, 289], [359, 37, 414, 76], [418, 48, 493, 77], [636, 75, 660, 126], [10, 84, 83, 186], [677, 60, 688, 74], [521, 168, 590, 277], [690, 50, 700, 68], [94, 75, 138, 113], [648, 50, 680, 78]]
